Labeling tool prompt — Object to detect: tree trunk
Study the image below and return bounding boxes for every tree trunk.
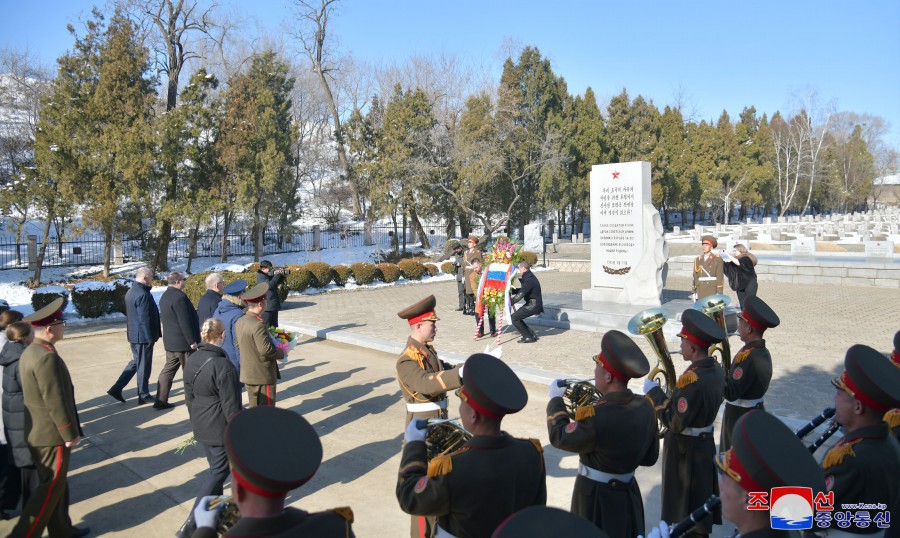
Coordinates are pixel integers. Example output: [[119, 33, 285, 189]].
[[220, 210, 233, 263], [409, 207, 430, 249], [458, 212, 469, 239], [102, 226, 113, 278], [186, 225, 199, 274], [31, 215, 54, 287], [401, 210, 407, 254], [390, 212, 399, 252]]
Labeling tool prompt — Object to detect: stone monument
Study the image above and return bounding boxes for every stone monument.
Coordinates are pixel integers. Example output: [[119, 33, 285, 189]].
[[523, 222, 543, 254], [582, 161, 667, 306]]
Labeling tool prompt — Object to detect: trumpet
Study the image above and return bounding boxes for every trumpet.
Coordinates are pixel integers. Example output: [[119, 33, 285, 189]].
[[555, 378, 602, 419], [628, 308, 675, 438], [669, 495, 721, 538], [694, 294, 732, 372], [795, 407, 841, 454], [415, 418, 472, 460]]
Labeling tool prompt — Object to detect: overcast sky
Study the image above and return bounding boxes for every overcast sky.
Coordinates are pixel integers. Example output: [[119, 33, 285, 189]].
[[3, 0, 899, 148]]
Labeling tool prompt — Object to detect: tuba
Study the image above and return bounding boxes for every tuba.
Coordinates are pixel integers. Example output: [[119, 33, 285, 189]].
[[556, 378, 601, 419], [628, 307, 675, 438], [417, 418, 473, 460], [694, 294, 732, 372]]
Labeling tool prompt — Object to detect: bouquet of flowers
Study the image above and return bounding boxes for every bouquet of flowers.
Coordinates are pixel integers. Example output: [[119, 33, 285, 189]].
[[483, 236, 523, 266], [268, 326, 300, 360]]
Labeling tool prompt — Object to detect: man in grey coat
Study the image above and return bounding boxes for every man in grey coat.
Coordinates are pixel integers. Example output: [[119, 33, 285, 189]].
[[108, 266, 161, 404]]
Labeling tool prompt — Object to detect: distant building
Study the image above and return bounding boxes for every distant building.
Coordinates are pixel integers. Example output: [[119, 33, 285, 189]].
[[870, 172, 900, 208]]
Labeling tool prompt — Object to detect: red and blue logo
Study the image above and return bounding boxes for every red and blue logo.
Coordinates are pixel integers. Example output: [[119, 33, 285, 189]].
[[770, 487, 814, 530]]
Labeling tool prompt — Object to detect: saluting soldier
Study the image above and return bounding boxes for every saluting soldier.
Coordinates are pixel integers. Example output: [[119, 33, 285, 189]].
[[6, 298, 88, 538], [492, 505, 609, 538], [692, 235, 724, 300], [645, 309, 725, 538], [191, 406, 354, 537], [821, 345, 900, 536], [720, 295, 780, 451], [546, 330, 659, 537], [886, 330, 900, 441], [714, 410, 825, 538], [397, 353, 547, 538], [235, 283, 284, 408]]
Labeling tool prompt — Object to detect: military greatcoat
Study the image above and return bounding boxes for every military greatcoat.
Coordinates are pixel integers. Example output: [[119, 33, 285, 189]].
[[396, 336, 462, 425], [546, 390, 659, 537], [191, 507, 355, 538], [692, 252, 724, 299], [648, 358, 725, 535], [721, 339, 772, 451]]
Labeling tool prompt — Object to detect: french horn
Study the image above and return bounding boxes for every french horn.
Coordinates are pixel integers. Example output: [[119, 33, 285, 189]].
[[556, 378, 602, 419], [694, 294, 732, 372], [628, 307, 675, 438], [418, 418, 473, 460]]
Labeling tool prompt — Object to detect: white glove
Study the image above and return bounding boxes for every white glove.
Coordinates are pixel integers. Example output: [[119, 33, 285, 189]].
[[194, 495, 224, 529], [646, 520, 670, 538], [691, 293, 698, 301], [548, 379, 567, 399], [404, 418, 427, 444], [458, 363, 464, 379], [642, 379, 659, 394]]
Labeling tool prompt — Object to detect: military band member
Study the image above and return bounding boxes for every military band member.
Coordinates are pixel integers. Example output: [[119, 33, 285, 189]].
[[546, 330, 659, 537], [492, 505, 609, 538], [822, 345, 900, 536], [396, 295, 463, 426], [645, 309, 726, 538], [235, 283, 284, 408], [397, 353, 547, 538], [715, 410, 826, 538], [191, 406, 354, 537], [692, 235, 724, 301], [720, 295, 780, 451], [886, 330, 900, 441], [5, 298, 88, 538]]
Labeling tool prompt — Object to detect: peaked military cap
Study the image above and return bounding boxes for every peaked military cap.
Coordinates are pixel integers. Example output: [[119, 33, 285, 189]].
[[467, 235, 478, 243], [701, 235, 718, 248], [593, 330, 650, 381], [223, 279, 248, 296], [679, 308, 725, 348], [492, 505, 609, 538], [716, 410, 825, 494], [25, 297, 65, 327], [740, 295, 780, 332], [832, 344, 900, 413], [226, 407, 322, 497], [242, 282, 269, 303], [397, 294, 439, 325], [459, 353, 527, 419], [891, 330, 900, 367]]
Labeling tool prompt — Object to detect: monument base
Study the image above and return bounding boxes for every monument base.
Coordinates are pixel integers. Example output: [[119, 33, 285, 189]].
[[581, 287, 662, 306]]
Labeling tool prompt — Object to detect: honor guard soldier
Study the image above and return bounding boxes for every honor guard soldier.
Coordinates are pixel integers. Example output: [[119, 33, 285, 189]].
[[645, 309, 726, 538], [5, 298, 89, 538], [886, 330, 900, 441], [547, 330, 659, 537], [463, 236, 483, 315], [720, 295, 780, 451], [235, 282, 284, 408], [714, 410, 826, 538], [397, 353, 547, 538], [492, 506, 609, 538], [822, 345, 900, 536], [191, 406, 354, 537], [692, 235, 724, 301]]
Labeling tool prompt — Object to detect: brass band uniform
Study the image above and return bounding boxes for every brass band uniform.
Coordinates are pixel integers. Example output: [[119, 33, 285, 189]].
[[720, 295, 780, 451], [646, 309, 725, 538], [546, 330, 659, 537]]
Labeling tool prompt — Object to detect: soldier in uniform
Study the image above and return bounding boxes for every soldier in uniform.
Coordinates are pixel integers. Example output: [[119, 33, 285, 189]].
[[492, 505, 609, 538], [4, 298, 89, 538], [546, 330, 659, 537], [235, 283, 284, 408], [397, 353, 546, 538], [720, 295, 780, 451], [191, 406, 354, 537], [692, 235, 724, 300], [821, 344, 900, 536], [714, 410, 825, 538], [463, 236, 483, 315], [886, 330, 900, 441], [645, 309, 725, 538]]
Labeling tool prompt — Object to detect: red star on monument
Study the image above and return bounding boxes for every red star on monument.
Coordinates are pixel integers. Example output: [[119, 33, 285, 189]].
[[612, 171, 620, 179]]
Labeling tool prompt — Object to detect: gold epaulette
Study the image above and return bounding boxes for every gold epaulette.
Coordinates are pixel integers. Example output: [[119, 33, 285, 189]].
[[326, 507, 354, 523], [529, 438, 543, 454], [733, 349, 751, 365], [884, 408, 900, 430], [677, 370, 698, 389], [822, 439, 861, 469], [427, 454, 453, 477], [402, 345, 425, 368]]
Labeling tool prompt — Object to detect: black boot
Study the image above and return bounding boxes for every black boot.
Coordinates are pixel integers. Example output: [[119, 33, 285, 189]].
[[175, 512, 196, 538]]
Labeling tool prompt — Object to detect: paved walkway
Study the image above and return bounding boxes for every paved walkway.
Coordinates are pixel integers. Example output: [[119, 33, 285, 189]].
[[277, 270, 900, 421]]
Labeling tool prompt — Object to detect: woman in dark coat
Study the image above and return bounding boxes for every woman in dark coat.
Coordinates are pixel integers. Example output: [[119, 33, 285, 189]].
[[184, 318, 241, 505], [0, 320, 36, 514], [722, 244, 758, 309]]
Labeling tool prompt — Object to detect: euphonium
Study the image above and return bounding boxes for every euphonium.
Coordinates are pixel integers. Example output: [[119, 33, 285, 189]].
[[628, 307, 675, 438], [694, 294, 732, 372], [208, 496, 240, 536], [557, 378, 602, 419], [420, 418, 472, 460]]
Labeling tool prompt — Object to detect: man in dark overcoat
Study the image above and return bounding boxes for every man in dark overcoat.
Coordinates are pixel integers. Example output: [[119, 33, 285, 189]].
[[155, 271, 200, 410], [108, 266, 161, 404]]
